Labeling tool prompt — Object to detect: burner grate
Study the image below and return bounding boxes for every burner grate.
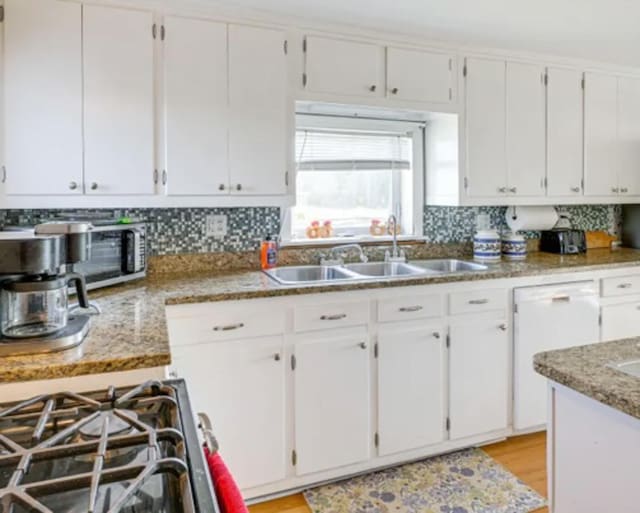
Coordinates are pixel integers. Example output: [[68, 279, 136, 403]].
[[0, 381, 196, 513]]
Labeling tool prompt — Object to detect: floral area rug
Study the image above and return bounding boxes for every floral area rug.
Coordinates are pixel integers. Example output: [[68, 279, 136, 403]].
[[303, 448, 546, 513]]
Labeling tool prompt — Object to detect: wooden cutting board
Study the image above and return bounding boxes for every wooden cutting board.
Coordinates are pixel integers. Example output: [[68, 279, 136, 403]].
[[586, 231, 616, 249]]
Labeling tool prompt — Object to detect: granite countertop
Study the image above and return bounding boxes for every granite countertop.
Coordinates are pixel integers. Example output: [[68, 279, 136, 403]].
[[534, 338, 640, 420], [2, 247, 640, 384]]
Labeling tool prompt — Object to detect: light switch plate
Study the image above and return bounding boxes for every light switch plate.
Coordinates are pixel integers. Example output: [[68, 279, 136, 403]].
[[205, 214, 227, 238]]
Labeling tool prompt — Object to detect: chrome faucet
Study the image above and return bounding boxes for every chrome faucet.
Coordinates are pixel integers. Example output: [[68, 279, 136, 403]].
[[321, 244, 368, 266], [385, 215, 406, 263]]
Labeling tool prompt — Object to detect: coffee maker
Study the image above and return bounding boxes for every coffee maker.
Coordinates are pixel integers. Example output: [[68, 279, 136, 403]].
[[0, 222, 93, 356]]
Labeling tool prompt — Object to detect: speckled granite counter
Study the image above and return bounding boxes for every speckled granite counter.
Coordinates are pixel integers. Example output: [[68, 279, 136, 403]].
[[2, 247, 640, 384], [534, 338, 640, 420]]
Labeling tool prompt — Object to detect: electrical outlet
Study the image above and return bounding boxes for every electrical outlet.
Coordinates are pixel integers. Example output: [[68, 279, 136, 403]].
[[205, 215, 227, 238]]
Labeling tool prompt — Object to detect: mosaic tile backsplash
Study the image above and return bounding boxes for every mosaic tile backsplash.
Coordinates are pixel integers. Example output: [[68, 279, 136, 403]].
[[0, 205, 622, 256]]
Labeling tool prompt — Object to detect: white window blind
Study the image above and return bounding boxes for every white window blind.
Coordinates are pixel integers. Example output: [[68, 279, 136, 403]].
[[296, 129, 412, 171]]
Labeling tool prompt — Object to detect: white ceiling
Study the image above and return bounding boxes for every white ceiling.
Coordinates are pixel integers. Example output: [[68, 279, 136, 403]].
[[210, 0, 640, 67]]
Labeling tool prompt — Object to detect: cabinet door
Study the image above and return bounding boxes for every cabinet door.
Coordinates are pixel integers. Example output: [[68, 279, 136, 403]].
[[617, 77, 640, 196], [377, 324, 445, 456], [584, 72, 619, 196], [83, 5, 155, 195], [228, 24, 288, 195], [4, 0, 83, 195], [304, 36, 383, 97], [294, 330, 371, 475], [547, 67, 584, 196], [601, 302, 640, 341], [449, 318, 509, 439], [164, 17, 228, 195], [386, 47, 454, 104], [464, 57, 507, 197], [506, 62, 546, 197], [170, 337, 286, 490]]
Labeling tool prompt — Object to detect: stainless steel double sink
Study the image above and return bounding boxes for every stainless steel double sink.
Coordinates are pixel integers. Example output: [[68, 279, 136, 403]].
[[264, 259, 488, 285]]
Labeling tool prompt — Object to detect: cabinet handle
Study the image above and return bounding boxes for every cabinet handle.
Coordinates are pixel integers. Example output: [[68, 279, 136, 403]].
[[551, 295, 571, 302], [236, 184, 242, 191], [390, 87, 399, 94], [612, 187, 619, 193], [399, 305, 423, 312], [69, 181, 78, 190], [320, 313, 347, 321], [621, 187, 629, 193], [168, 370, 178, 379], [498, 323, 508, 331], [274, 353, 281, 362], [571, 186, 580, 193], [359, 342, 367, 350], [1, 166, 6, 184], [153, 169, 159, 185], [369, 85, 377, 92], [162, 170, 168, 185], [497, 187, 507, 193], [432, 332, 441, 339], [468, 298, 489, 305], [617, 283, 633, 289], [219, 184, 226, 191], [212, 322, 245, 331], [90, 182, 98, 191], [509, 187, 517, 193]]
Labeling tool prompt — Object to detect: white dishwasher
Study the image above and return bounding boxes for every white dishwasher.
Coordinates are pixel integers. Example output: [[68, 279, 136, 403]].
[[513, 281, 600, 431]]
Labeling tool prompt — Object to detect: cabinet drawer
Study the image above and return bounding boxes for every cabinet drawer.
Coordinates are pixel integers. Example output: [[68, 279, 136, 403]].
[[601, 275, 640, 297], [167, 303, 285, 346], [377, 294, 443, 323], [294, 300, 369, 332], [449, 289, 507, 315]]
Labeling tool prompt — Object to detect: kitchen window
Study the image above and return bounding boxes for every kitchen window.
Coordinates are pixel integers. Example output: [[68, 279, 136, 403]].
[[287, 115, 424, 243]]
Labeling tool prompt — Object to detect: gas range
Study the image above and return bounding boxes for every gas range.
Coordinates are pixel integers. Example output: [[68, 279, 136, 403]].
[[0, 380, 218, 512]]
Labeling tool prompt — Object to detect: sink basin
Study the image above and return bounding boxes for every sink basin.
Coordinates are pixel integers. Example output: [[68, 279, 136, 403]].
[[608, 359, 640, 378], [264, 265, 358, 285], [343, 261, 429, 278], [412, 259, 489, 273]]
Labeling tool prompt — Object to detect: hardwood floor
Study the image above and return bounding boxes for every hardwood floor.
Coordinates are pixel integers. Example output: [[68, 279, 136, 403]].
[[248, 432, 548, 513]]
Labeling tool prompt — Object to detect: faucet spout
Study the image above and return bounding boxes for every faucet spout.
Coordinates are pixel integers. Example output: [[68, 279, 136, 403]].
[[320, 244, 368, 266], [385, 215, 406, 263]]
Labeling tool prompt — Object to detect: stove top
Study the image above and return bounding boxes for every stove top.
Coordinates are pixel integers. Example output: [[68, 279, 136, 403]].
[[0, 380, 217, 513]]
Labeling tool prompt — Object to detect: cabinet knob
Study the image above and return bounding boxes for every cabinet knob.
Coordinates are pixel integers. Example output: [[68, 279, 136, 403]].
[[69, 181, 78, 190], [621, 187, 629, 193], [90, 182, 98, 190], [391, 87, 399, 94], [168, 370, 178, 378], [498, 323, 508, 331], [508, 187, 517, 193], [498, 187, 507, 193], [359, 342, 368, 350], [612, 187, 619, 193], [369, 85, 377, 92], [274, 353, 281, 362], [432, 332, 441, 339], [236, 184, 242, 191], [571, 186, 580, 193], [219, 184, 226, 191]]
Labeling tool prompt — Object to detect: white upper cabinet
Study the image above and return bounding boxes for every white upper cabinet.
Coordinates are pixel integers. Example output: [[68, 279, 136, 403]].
[[506, 62, 546, 197], [386, 47, 454, 104], [4, 0, 83, 195], [164, 17, 229, 195], [584, 72, 618, 196], [617, 77, 640, 196], [304, 36, 384, 97], [228, 24, 288, 195], [83, 5, 155, 195], [464, 57, 507, 198], [546, 67, 584, 196]]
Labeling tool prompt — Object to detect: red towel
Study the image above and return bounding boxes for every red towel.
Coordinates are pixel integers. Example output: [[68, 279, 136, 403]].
[[204, 446, 249, 513]]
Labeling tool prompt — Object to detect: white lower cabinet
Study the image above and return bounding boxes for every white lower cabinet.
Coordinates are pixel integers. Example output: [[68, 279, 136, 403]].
[[377, 323, 446, 456], [448, 317, 509, 439], [170, 336, 287, 490], [601, 301, 640, 341], [293, 329, 371, 475]]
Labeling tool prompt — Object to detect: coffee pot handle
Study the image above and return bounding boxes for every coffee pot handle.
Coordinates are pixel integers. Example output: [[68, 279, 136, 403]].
[[66, 272, 89, 309]]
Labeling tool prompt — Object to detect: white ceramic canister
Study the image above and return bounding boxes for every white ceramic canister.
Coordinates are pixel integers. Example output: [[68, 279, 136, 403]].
[[501, 232, 527, 260], [473, 229, 501, 261]]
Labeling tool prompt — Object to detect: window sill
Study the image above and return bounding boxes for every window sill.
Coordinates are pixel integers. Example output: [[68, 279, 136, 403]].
[[280, 235, 427, 249]]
